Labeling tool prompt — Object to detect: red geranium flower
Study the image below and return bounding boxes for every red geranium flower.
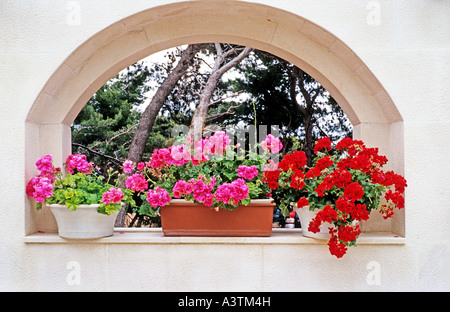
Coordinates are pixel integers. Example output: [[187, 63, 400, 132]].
[[314, 137, 332, 154], [327, 230, 348, 258], [344, 182, 364, 202], [297, 197, 309, 208]]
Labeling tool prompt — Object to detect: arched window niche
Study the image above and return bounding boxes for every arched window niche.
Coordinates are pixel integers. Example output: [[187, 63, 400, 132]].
[[24, 1, 404, 238]]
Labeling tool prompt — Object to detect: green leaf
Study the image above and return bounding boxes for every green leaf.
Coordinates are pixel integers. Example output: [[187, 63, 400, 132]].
[[86, 193, 99, 205], [278, 201, 291, 218], [67, 202, 78, 211], [100, 203, 121, 215], [138, 200, 158, 217]]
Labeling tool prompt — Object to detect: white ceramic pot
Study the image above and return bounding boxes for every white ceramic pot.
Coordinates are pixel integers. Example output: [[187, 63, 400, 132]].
[[294, 205, 332, 239], [48, 204, 118, 239]]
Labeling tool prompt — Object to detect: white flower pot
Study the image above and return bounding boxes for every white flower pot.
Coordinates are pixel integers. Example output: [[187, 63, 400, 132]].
[[48, 204, 118, 239], [294, 205, 332, 240]]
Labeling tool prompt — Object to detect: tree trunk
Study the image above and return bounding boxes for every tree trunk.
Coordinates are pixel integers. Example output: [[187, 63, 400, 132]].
[[287, 66, 318, 167], [127, 44, 201, 163], [189, 45, 253, 141], [303, 112, 314, 166], [115, 44, 200, 227]]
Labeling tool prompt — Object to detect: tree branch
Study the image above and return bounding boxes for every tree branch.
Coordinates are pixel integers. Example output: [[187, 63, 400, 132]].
[[207, 91, 244, 107], [106, 124, 138, 145], [216, 46, 253, 77], [72, 143, 123, 165], [222, 46, 245, 59], [288, 67, 307, 116], [296, 68, 313, 112], [205, 103, 243, 121]]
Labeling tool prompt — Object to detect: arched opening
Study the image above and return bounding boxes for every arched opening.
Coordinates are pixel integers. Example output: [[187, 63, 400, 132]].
[[25, 1, 404, 236]]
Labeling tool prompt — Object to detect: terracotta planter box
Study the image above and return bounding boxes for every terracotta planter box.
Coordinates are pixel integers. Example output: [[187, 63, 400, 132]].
[[160, 199, 275, 237]]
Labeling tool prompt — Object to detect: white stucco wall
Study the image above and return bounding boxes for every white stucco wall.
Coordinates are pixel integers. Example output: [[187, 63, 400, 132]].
[[1, 0, 449, 291]]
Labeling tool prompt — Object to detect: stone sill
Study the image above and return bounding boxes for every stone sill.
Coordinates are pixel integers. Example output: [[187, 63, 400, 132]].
[[24, 228, 405, 245]]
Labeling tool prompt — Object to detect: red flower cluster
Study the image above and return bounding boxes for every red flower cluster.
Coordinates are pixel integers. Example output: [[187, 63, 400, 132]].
[[262, 168, 280, 190], [296, 197, 309, 208], [343, 182, 364, 202], [314, 137, 332, 154], [279, 150, 308, 172], [308, 205, 337, 233], [267, 137, 407, 258], [327, 232, 347, 258], [327, 225, 362, 258], [306, 156, 333, 179], [263, 150, 308, 191], [337, 224, 361, 243], [335, 198, 370, 221]]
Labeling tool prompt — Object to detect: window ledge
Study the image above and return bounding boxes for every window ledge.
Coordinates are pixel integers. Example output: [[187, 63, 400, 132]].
[[24, 228, 405, 245]]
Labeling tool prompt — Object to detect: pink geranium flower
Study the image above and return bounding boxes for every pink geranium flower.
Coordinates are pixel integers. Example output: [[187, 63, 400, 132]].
[[102, 188, 124, 204], [26, 176, 54, 203], [146, 186, 171, 208], [35, 154, 54, 175], [125, 173, 148, 192], [66, 154, 93, 174], [191, 139, 209, 165], [137, 162, 146, 171], [169, 144, 191, 166], [204, 131, 231, 156], [150, 148, 172, 168], [215, 178, 249, 205], [122, 160, 134, 173], [237, 165, 259, 180], [173, 180, 193, 198], [191, 178, 215, 203], [261, 134, 283, 153]]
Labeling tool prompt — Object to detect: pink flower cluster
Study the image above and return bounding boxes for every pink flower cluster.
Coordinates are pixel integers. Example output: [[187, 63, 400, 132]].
[[203, 131, 231, 156], [150, 148, 176, 168], [26, 155, 60, 203], [120, 158, 173, 208], [261, 134, 283, 153], [169, 144, 192, 166], [125, 173, 148, 192], [173, 176, 216, 207], [26, 176, 54, 203], [102, 188, 124, 204], [173, 180, 193, 198], [150, 131, 232, 168], [191, 177, 216, 206], [173, 176, 250, 207], [237, 165, 259, 180], [66, 154, 93, 174], [215, 178, 249, 205], [35, 154, 54, 176], [123, 160, 134, 173], [146, 186, 171, 208]]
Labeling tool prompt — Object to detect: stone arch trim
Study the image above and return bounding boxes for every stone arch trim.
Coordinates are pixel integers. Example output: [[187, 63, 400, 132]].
[[25, 0, 404, 235]]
